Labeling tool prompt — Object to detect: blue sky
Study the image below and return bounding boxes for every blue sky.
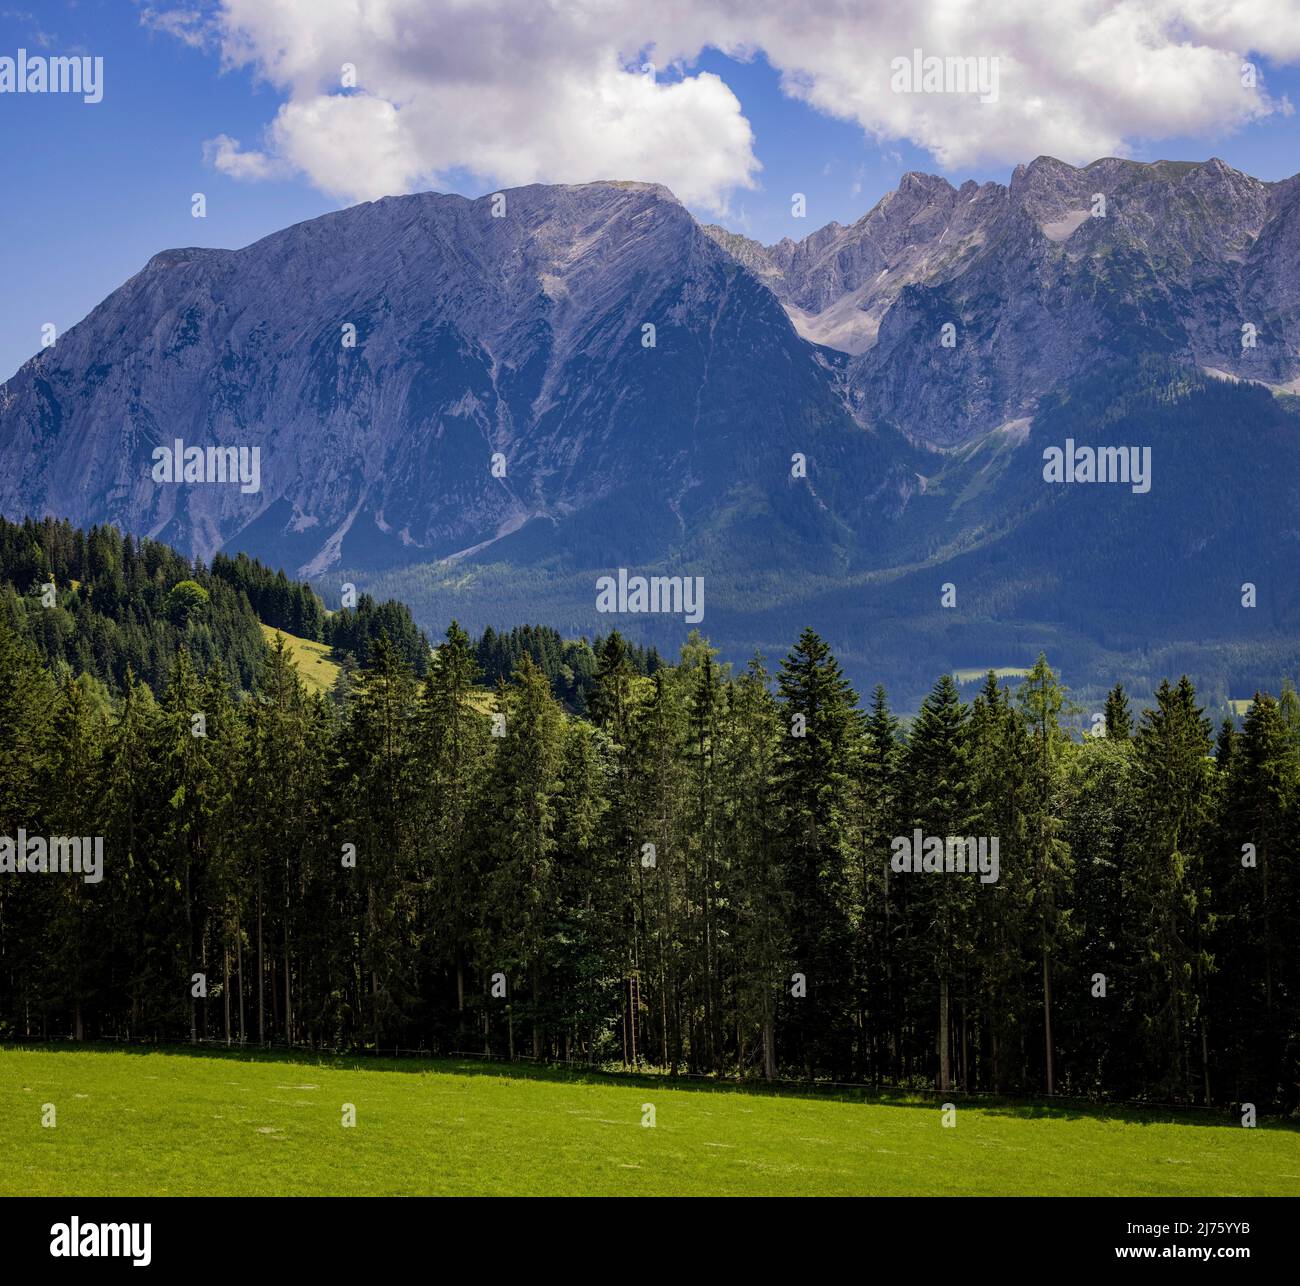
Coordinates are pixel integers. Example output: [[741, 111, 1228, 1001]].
[[3, 1, 1300, 380]]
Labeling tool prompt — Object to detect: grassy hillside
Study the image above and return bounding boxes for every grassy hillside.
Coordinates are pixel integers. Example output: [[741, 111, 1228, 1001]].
[[259, 624, 341, 696], [3, 1046, 1294, 1197]]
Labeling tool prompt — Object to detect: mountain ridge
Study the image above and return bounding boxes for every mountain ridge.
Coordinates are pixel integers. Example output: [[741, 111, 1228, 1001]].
[[703, 154, 1300, 443], [2, 160, 1298, 704]]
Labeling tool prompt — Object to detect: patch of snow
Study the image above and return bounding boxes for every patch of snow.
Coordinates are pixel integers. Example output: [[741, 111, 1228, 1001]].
[[783, 289, 883, 356], [1040, 210, 1090, 242]]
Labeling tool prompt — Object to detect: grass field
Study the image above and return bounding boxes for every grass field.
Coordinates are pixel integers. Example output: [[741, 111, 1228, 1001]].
[[259, 625, 341, 695], [258, 625, 505, 709], [3, 1045, 1296, 1196]]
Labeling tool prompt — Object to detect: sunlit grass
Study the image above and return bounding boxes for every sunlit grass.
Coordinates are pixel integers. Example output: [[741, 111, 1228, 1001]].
[[259, 625, 341, 696], [2, 1045, 1294, 1196]]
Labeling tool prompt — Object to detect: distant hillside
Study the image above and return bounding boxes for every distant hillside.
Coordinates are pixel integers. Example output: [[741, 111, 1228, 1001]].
[[0, 516, 429, 696]]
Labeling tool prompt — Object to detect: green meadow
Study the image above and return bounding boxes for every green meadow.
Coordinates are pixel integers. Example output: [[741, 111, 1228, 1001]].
[[2, 1045, 1296, 1196], [258, 625, 341, 696]]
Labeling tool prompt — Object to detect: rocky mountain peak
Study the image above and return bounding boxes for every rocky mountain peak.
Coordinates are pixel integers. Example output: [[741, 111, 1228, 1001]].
[[697, 155, 1299, 443]]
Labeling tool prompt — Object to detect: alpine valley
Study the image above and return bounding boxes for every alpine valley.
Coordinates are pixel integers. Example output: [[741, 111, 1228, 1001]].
[[3, 156, 1299, 708]]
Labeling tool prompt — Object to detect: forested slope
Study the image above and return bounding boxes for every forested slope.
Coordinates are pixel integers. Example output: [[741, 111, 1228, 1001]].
[[2, 573, 1296, 1107], [0, 516, 430, 693]]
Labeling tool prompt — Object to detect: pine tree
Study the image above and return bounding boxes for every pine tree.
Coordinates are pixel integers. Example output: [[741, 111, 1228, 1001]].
[[1125, 677, 1214, 1100], [726, 656, 790, 1080], [481, 656, 566, 1059], [969, 674, 1031, 1093], [775, 628, 859, 1076], [1216, 692, 1298, 1102], [627, 666, 687, 1069], [335, 635, 420, 1043], [40, 677, 108, 1039], [1062, 731, 1133, 1094], [1104, 684, 1132, 740], [1016, 654, 1074, 1095], [903, 673, 974, 1092], [101, 671, 164, 1036], [160, 648, 221, 1042], [683, 640, 727, 1072], [857, 683, 902, 1081], [586, 630, 646, 1064], [417, 621, 489, 1038], [552, 718, 615, 1063], [0, 619, 57, 1035]]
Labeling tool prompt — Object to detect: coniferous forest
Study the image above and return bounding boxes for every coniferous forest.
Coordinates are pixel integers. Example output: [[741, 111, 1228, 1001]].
[[1, 521, 1297, 1110]]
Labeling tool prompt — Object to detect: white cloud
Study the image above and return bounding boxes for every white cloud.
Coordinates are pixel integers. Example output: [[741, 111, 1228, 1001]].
[[3, 7, 57, 48], [140, 6, 214, 51], [203, 133, 282, 181], [693, 0, 1299, 170], [195, 0, 758, 210], [269, 96, 417, 200], [177, 0, 1300, 207]]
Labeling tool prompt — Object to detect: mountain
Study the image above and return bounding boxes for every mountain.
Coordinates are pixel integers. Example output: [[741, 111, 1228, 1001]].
[[0, 180, 910, 575], [2, 160, 1299, 707], [705, 156, 1300, 446]]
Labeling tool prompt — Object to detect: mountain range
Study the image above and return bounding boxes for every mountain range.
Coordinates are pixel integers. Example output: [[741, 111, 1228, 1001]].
[[2, 155, 1298, 707]]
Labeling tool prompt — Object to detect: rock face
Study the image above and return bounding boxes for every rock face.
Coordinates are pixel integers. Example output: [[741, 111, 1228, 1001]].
[[0, 179, 907, 574], [1, 159, 1298, 702], [703, 156, 1300, 445]]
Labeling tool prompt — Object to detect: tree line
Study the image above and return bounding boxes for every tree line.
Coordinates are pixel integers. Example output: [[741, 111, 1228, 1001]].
[[0, 516, 431, 690], [1, 517, 668, 708], [1, 605, 1296, 1108], [474, 623, 661, 711]]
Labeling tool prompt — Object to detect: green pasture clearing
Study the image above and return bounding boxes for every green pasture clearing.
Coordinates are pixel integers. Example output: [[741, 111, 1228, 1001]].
[[2, 1046, 1294, 1197], [259, 625, 341, 695]]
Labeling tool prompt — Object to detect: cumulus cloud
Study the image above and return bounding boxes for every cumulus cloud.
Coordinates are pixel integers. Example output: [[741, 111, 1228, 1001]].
[[202, 133, 283, 181], [176, 0, 1300, 208], [191, 0, 758, 209]]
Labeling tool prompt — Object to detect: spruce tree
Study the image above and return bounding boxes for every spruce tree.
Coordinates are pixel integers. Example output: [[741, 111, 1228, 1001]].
[[335, 635, 420, 1043], [1104, 683, 1132, 740], [481, 655, 566, 1059], [857, 683, 902, 1081], [903, 673, 974, 1092], [1015, 654, 1074, 1095], [417, 621, 489, 1037], [775, 628, 859, 1077], [1125, 677, 1214, 1099], [726, 656, 790, 1079], [552, 718, 615, 1063]]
